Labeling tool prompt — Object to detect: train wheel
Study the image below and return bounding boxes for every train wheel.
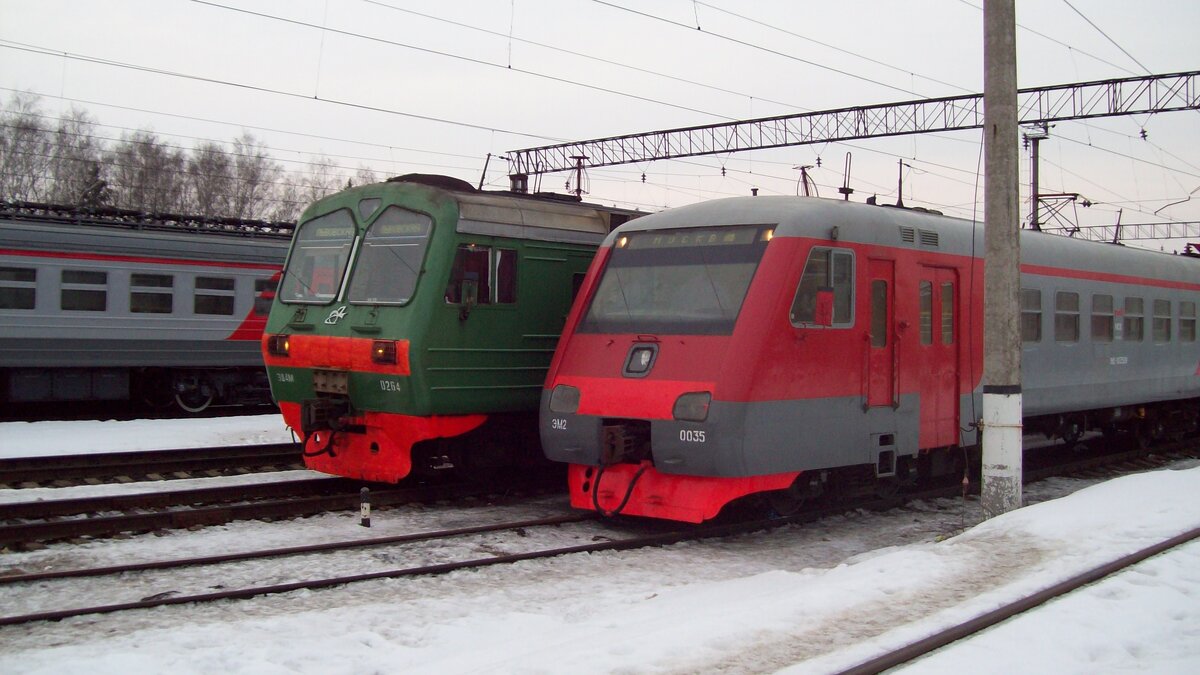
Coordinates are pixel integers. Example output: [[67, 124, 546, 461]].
[[175, 389, 214, 413]]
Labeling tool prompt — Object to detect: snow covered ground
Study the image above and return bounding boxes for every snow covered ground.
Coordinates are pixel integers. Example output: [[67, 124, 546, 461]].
[[0, 415, 1198, 674]]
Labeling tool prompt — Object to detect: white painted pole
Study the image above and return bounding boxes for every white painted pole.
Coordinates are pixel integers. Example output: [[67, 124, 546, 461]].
[[981, 0, 1023, 517]]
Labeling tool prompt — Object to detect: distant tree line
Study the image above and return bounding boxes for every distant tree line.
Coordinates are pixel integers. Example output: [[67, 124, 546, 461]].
[[0, 92, 381, 222]]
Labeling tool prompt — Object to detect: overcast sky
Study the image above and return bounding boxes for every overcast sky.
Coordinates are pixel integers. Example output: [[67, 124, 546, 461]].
[[2, 0, 1197, 247]]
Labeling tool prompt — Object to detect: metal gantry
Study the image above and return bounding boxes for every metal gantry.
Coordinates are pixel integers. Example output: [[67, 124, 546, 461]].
[[506, 70, 1200, 178]]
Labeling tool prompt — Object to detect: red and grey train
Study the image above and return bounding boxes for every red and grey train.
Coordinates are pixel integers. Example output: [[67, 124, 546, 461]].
[[540, 196, 1200, 522], [0, 202, 288, 414]]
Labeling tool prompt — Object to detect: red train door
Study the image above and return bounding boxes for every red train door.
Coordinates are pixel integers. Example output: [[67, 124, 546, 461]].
[[917, 267, 960, 447], [867, 259, 896, 407]]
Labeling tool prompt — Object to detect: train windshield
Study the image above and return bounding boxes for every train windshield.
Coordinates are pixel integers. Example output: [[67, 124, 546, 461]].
[[347, 207, 433, 305], [579, 225, 773, 335], [279, 209, 356, 303]]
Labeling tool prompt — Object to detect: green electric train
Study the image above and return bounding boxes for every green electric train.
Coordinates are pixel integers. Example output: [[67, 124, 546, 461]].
[[261, 174, 639, 481]]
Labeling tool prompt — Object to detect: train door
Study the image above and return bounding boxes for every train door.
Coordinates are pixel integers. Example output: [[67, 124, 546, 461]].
[[917, 267, 960, 447], [867, 259, 896, 407]]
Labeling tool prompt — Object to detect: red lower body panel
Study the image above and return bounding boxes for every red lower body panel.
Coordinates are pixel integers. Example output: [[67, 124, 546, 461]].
[[568, 462, 800, 523], [279, 402, 486, 482]]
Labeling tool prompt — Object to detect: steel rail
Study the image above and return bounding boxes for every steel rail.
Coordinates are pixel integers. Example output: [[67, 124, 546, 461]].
[[0, 512, 596, 584], [0, 478, 554, 547], [835, 526, 1200, 675], [0, 443, 301, 484]]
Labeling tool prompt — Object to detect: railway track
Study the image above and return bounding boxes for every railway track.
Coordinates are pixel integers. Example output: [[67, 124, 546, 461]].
[[0, 472, 562, 549], [0, 443, 303, 486], [0, 438, 1193, 627]]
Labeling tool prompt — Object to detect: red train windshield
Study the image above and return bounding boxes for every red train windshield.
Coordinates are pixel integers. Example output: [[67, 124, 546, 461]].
[[579, 225, 773, 335]]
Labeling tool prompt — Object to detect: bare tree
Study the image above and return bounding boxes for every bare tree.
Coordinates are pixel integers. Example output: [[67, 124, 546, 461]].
[[301, 154, 342, 205], [353, 165, 380, 187], [106, 130, 187, 213], [48, 106, 105, 205], [230, 133, 281, 220], [188, 140, 234, 217], [0, 92, 53, 201]]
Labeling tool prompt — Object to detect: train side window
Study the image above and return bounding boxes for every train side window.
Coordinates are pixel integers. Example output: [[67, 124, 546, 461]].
[[1123, 297, 1144, 342], [870, 280, 887, 347], [445, 245, 492, 305], [195, 276, 236, 315], [1152, 299, 1171, 343], [1054, 291, 1080, 343], [495, 248, 517, 304], [1181, 301, 1196, 342], [1020, 288, 1041, 342], [1091, 294, 1114, 342], [790, 248, 853, 327], [940, 281, 954, 345], [0, 266, 36, 310], [254, 277, 278, 316], [61, 269, 107, 311], [919, 280, 933, 345], [130, 273, 174, 314]]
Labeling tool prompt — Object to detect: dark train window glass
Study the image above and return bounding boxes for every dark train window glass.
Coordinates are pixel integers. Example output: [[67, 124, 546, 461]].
[[870, 280, 887, 348], [940, 281, 954, 345], [254, 277, 278, 316], [0, 266, 36, 309], [0, 267, 36, 283], [348, 207, 433, 305], [1091, 294, 1113, 343], [1153, 299, 1171, 343], [61, 270, 107, 311], [919, 280, 933, 345], [445, 245, 492, 305], [791, 247, 854, 327], [63, 270, 106, 285], [581, 225, 772, 335], [1181, 302, 1196, 342], [196, 277, 235, 291], [1020, 289, 1041, 343], [495, 248, 517, 303], [195, 276, 236, 316], [1124, 297, 1144, 342], [1055, 291, 1080, 343], [280, 209, 356, 304], [130, 274, 174, 314]]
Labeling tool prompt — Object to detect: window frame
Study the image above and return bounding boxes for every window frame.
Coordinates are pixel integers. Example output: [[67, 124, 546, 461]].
[[789, 247, 855, 329], [1123, 297, 1144, 342], [194, 276, 237, 316], [0, 265, 37, 310], [60, 269, 108, 312], [1020, 288, 1042, 343], [130, 272, 175, 314], [1054, 290, 1080, 343], [1091, 294, 1114, 343], [1152, 299, 1171, 343]]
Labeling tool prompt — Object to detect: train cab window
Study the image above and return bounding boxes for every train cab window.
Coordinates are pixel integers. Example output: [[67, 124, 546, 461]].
[[347, 207, 433, 305], [1020, 289, 1041, 343], [61, 269, 107, 312], [254, 277, 278, 316], [130, 273, 174, 314], [791, 248, 853, 327], [1054, 291, 1080, 343], [1091, 294, 1114, 343], [195, 276, 236, 315], [1123, 297, 1144, 342], [280, 209, 356, 304], [1153, 299, 1171, 343], [1181, 301, 1196, 342], [445, 245, 517, 305], [0, 266, 36, 310]]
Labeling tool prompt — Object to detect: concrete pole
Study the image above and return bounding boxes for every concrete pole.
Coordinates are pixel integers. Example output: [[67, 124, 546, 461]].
[[981, 0, 1023, 518]]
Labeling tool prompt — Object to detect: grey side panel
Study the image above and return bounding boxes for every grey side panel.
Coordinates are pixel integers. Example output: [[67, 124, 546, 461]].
[[0, 338, 263, 368]]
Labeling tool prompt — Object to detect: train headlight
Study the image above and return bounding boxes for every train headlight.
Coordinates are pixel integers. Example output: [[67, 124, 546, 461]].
[[267, 334, 290, 357], [673, 392, 711, 422], [549, 384, 580, 413], [372, 340, 398, 365]]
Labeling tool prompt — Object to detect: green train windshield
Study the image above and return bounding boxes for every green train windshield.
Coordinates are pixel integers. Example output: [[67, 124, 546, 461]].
[[347, 207, 432, 305], [279, 209, 355, 303]]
